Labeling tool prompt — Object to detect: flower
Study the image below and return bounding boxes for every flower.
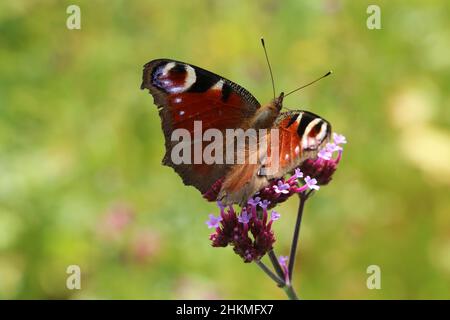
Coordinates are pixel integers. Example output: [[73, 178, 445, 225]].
[[271, 211, 281, 221], [273, 181, 290, 194], [292, 168, 303, 179], [248, 196, 261, 207], [255, 178, 297, 208], [238, 209, 250, 224], [333, 133, 347, 145], [304, 176, 320, 190], [278, 256, 288, 268], [318, 147, 332, 160], [206, 214, 223, 229], [259, 199, 271, 210], [278, 255, 290, 284]]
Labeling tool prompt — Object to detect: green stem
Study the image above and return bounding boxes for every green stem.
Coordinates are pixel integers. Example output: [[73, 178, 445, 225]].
[[268, 249, 285, 280], [255, 260, 285, 287], [256, 260, 300, 299], [288, 193, 307, 280], [257, 192, 311, 300], [283, 285, 299, 300]]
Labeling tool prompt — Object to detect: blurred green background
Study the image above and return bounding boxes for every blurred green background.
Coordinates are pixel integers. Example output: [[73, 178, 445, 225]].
[[1, 0, 449, 299]]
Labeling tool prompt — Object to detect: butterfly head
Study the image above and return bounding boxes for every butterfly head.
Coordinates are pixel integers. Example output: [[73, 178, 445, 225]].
[[273, 92, 285, 112]]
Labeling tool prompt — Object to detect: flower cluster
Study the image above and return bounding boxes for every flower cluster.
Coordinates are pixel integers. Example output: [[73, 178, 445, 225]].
[[300, 133, 347, 185], [206, 133, 347, 262], [207, 200, 278, 262], [252, 168, 317, 209], [206, 170, 320, 262]]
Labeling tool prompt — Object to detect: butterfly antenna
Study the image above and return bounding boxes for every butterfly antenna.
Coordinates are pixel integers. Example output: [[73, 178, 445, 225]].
[[284, 71, 333, 98], [261, 38, 276, 100]]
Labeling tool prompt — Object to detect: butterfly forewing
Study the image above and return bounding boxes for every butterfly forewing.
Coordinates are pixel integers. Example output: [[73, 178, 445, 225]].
[[141, 59, 261, 194]]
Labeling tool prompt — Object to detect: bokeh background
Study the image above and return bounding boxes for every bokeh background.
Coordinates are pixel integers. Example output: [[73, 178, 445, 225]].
[[1, 0, 449, 299]]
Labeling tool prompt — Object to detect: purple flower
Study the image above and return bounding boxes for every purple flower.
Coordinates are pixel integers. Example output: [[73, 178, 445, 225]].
[[253, 179, 293, 208], [325, 142, 342, 153], [206, 214, 223, 229], [278, 255, 288, 268], [293, 168, 303, 179], [271, 211, 281, 221], [278, 255, 290, 284], [259, 199, 271, 210], [304, 176, 320, 190], [318, 142, 343, 161], [247, 196, 261, 207], [333, 133, 347, 145], [238, 209, 250, 224], [273, 181, 290, 194], [318, 147, 332, 160]]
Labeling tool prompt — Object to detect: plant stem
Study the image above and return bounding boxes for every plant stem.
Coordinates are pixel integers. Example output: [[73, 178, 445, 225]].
[[258, 192, 311, 300], [255, 260, 285, 287], [268, 249, 285, 280], [256, 260, 300, 300], [283, 285, 299, 300], [288, 193, 307, 280]]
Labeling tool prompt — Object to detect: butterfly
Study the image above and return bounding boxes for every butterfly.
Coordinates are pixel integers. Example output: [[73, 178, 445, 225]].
[[141, 58, 332, 205]]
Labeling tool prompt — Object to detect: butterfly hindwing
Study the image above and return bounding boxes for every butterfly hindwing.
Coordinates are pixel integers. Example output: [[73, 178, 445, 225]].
[[141, 59, 261, 194], [218, 110, 331, 205], [269, 110, 331, 176]]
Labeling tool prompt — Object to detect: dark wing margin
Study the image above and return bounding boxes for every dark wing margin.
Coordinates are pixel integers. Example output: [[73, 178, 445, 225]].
[[141, 59, 260, 109]]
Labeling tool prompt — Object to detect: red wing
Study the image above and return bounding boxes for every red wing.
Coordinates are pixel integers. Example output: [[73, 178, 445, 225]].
[[266, 110, 331, 176], [218, 111, 331, 205], [141, 59, 261, 194]]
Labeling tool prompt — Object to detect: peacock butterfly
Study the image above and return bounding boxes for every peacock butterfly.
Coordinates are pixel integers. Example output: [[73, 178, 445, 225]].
[[141, 45, 332, 205]]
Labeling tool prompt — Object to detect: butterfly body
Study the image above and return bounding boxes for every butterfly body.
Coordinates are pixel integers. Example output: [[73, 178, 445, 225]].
[[141, 59, 331, 205], [248, 94, 283, 129]]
